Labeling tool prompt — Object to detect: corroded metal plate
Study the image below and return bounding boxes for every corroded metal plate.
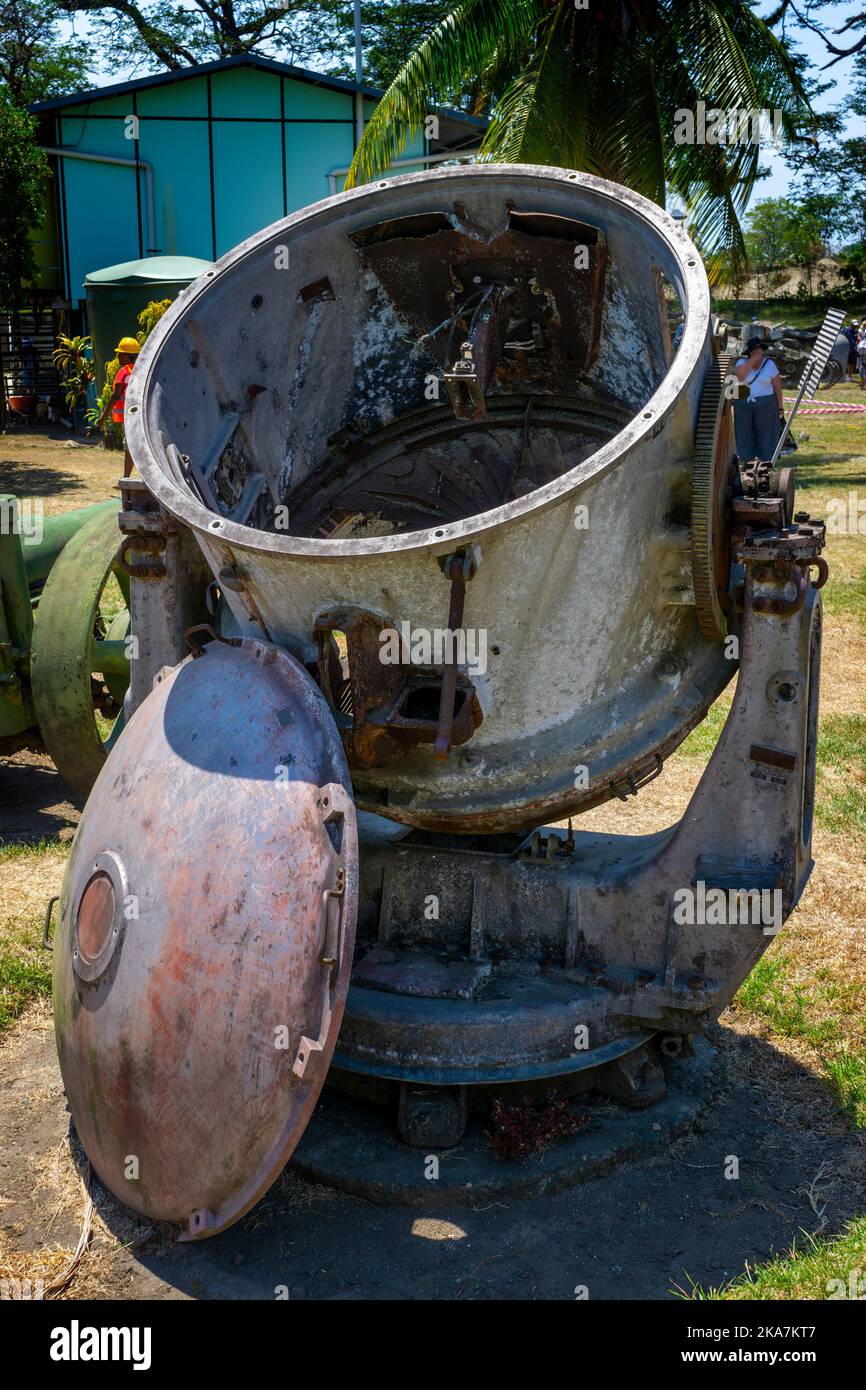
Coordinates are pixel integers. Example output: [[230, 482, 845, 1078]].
[[53, 637, 357, 1238], [128, 165, 729, 835]]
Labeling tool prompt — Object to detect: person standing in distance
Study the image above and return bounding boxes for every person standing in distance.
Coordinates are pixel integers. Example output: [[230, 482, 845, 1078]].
[[97, 336, 140, 479], [732, 336, 784, 462]]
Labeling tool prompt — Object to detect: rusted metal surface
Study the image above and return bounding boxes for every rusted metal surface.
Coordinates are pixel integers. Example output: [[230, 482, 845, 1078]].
[[114, 532, 166, 580], [734, 515, 827, 619], [126, 165, 729, 833], [281, 395, 626, 538], [349, 203, 607, 414], [119, 478, 212, 721], [690, 352, 735, 640], [733, 459, 795, 532], [434, 552, 470, 758], [54, 637, 357, 1238], [314, 605, 482, 770]]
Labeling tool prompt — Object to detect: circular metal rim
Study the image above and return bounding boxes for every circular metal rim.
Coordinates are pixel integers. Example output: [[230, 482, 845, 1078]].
[[332, 1030, 655, 1087], [53, 638, 360, 1240], [71, 849, 129, 984], [126, 164, 711, 560]]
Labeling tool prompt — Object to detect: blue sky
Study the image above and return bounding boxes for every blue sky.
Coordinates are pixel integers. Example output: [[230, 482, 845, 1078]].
[[755, 0, 864, 199]]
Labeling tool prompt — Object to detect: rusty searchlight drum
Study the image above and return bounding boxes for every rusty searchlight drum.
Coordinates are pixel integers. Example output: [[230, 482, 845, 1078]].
[[53, 166, 826, 1236]]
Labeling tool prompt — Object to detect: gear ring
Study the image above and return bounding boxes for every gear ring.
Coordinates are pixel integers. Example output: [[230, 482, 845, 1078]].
[[690, 351, 735, 640]]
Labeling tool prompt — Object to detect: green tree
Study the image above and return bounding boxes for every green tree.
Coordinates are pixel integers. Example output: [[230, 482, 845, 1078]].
[[744, 190, 847, 295], [814, 71, 866, 234], [58, 1, 349, 74], [772, 4, 866, 233], [794, 187, 848, 252], [346, 0, 811, 280], [786, 211, 825, 294], [0, 99, 50, 311], [58, 0, 458, 83], [0, 0, 90, 105], [744, 196, 800, 269], [837, 238, 866, 288]]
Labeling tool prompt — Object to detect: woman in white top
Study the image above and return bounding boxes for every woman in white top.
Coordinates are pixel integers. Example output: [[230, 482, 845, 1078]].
[[732, 337, 784, 462]]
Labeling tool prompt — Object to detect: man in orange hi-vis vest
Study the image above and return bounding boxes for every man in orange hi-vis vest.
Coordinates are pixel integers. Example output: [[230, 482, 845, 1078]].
[[97, 336, 140, 479]]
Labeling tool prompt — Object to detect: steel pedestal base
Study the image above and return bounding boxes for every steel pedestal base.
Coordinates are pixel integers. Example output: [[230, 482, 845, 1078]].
[[292, 1037, 719, 1206]]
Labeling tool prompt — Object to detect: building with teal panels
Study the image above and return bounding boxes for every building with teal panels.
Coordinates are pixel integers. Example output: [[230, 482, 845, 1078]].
[[29, 55, 484, 329]]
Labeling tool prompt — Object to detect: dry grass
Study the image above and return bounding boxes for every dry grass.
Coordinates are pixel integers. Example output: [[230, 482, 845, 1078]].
[[820, 617, 866, 716], [0, 431, 122, 514], [0, 1165, 161, 1303], [0, 843, 68, 1034], [727, 831, 866, 1110], [0, 1004, 166, 1300]]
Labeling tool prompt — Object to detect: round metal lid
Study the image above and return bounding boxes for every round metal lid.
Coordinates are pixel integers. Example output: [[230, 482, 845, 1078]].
[[53, 636, 357, 1238]]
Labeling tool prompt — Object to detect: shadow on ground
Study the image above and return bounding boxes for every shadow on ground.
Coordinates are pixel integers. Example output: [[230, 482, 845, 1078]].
[[0, 742, 80, 843], [1, 1012, 863, 1301], [0, 461, 89, 500]]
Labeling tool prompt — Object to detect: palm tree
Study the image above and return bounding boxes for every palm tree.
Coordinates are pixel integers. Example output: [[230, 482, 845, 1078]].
[[346, 0, 811, 281]]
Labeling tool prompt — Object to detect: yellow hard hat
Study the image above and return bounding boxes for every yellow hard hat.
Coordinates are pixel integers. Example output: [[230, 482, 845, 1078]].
[[114, 336, 141, 355]]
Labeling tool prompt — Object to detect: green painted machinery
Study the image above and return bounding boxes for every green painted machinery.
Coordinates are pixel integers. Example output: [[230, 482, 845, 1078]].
[[0, 496, 130, 798]]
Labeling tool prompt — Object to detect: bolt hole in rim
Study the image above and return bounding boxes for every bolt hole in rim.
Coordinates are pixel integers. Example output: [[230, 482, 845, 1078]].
[[126, 165, 710, 560]]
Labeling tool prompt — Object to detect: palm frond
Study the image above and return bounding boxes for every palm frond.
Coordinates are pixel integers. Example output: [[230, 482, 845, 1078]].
[[584, 33, 666, 199], [654, 0, 811, 276], [479, 3, 582, 167], [345, 0, 542, 187]]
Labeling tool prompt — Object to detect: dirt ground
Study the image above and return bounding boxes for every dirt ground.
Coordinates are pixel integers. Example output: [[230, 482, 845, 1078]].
[[2, 1000, 863, 1301], [0, 428, 120, 513], [1, 420, 864, 1301]]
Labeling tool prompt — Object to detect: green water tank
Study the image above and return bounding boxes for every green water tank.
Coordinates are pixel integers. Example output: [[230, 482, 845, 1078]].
[[85, 255, 212, 388]]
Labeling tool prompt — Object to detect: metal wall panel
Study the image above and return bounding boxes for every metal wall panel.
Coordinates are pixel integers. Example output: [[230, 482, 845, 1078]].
[[213, 120, 284, 256], [59, 115, 140, 304]]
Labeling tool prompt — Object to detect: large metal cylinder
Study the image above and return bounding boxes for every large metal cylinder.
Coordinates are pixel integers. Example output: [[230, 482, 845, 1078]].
[[127, 166, 726, 832]]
